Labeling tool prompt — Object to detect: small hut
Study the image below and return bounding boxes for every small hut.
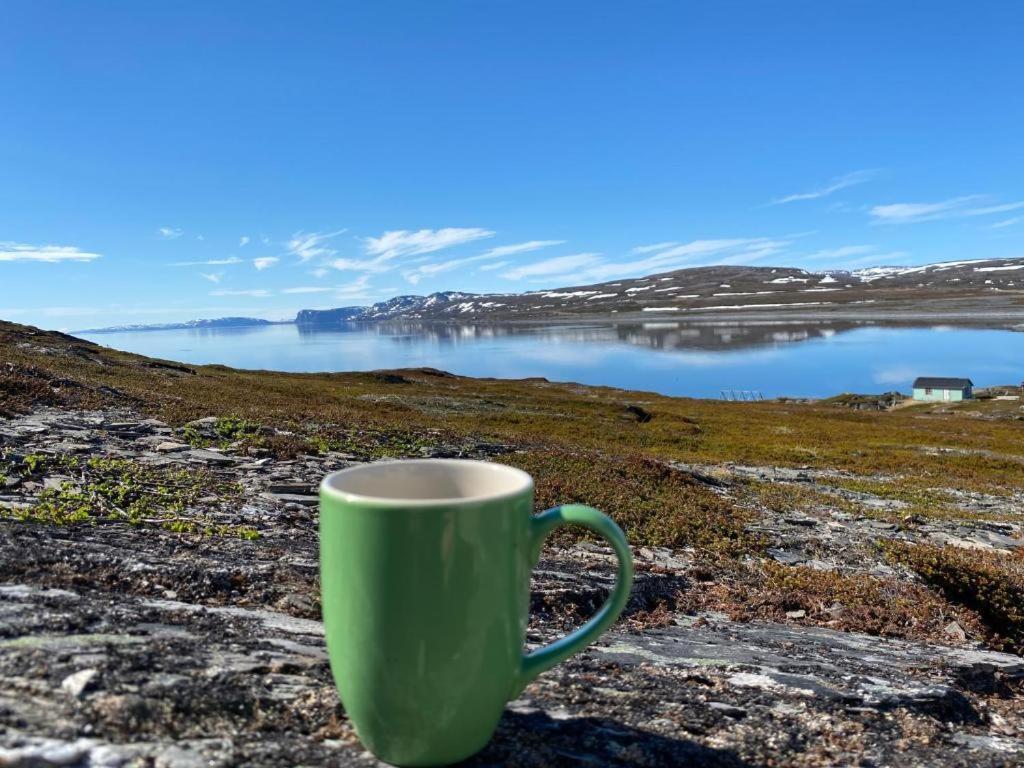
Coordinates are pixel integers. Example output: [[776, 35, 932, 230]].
[[912, 377, 973, 402]]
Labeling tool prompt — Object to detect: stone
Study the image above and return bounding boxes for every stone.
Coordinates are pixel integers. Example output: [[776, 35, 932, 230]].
[[185, 449, 239, 465], [3, 404, 1024, 767], [260, 492, 318, 506], [0, 738, 97, 766], [61, 668, 99, 699], [185, 417, 219, 427], [944, 621, 968, 643], [156, 442, 190, 453], [706, 702, 747, 718], [766, 548, 804, 565], [42, 476, 74, 491], [266, 482, 313, 494]]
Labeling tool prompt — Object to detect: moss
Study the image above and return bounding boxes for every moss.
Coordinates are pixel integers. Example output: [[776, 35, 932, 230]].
[[213, 415, 261, 441], [885, 542, 1024, 654], [304, 426, 449, 460], [21, 453, 48, 474], [2, 453, 255, 539], [181, 423, 209, 448]]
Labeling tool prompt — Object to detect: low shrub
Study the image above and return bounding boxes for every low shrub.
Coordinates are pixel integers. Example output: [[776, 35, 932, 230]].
[[499, 450, 758, 555], [678, 558, 987, 644], [885, 541, 1024, 653]]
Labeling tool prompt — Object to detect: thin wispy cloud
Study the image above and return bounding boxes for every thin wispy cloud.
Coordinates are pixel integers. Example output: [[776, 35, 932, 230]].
[[329, 256, 395, 273], [966, 201, 1024, 217], [403, 256, 483, 285], [281, 286, 333, 294], [364, 228, 495, 262], [157, 227, 183, 239], [587, 238, 793, 280], [253, 257, 279, 271], [500, 237, 799, 284], [210, 289, 271, 298], [401, 239, 563, 285], [630, 241, 679, 255], [287, 229, 348, 263], [200, 272, 224, 284], [239, 236, 250, 247], [801, 245, 877, 261], [334, 274, 373, 300], [869, 195, 983, 223], [771, 170, 877, 205], [991, 216, 1023, 229], [648, 238, 778, 261], [500, 253, 602, 280], [310, 267, 330, 279], [332, 227, 497, 274], [869, 195, 1024, 224], [170, 256, 242, 267], [478, 240, 565, 259], [479, 260, 510, 272], [0, 242, 102, 263]]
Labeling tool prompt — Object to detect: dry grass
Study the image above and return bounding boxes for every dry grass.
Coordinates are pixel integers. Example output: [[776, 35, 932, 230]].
[[5, 320, 1024, 497]]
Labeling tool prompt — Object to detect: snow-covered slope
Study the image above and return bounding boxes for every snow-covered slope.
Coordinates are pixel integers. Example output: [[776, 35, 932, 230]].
[[295, 257, 1024, 323]]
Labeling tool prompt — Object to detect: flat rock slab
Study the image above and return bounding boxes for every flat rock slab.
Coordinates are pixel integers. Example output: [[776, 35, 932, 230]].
[[0, 570, 1022, 768], [260, 492, 319, 506], [2, 406, 1023, 767], [185, 448, 241, 464]]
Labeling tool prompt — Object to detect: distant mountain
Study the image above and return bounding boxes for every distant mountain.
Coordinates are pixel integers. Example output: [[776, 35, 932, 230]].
[[296, 292, 482, 325], [294, 307, 366, 325], [74, 257, 1024, 333], [294, 257, 1024, 324], [78, 317, 279, 334]]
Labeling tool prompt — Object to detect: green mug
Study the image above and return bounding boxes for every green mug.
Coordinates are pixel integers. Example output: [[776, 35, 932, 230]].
[[319, 458, 634, 766]]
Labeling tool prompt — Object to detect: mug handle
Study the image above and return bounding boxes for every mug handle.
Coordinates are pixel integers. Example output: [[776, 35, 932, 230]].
[[513, 504, 634, 696]]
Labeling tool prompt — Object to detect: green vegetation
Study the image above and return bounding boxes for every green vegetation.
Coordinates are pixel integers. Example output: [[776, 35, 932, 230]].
[[183, 415, 264, 448], [303, 426, 444, 460], [0, 452, 257, 539]]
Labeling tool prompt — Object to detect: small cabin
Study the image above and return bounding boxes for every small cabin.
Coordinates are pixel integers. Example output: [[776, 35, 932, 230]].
[[912, 377, 973, 402]]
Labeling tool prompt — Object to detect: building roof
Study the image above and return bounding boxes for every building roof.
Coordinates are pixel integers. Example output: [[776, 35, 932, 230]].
[[913, 377, 973, 389]]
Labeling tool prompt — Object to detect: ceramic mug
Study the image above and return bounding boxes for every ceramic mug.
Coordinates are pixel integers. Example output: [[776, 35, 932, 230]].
[[319, 458, 633, 766]]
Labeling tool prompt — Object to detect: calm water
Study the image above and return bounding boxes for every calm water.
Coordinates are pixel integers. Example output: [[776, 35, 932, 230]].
[[79, 321, 1024, 399]]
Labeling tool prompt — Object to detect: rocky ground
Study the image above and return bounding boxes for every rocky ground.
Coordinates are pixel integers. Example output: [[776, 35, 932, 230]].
[[0, 406, 1022, 767]]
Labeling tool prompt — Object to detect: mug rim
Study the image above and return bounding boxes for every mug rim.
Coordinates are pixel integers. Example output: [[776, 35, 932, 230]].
[[320, 458, 534, 508]]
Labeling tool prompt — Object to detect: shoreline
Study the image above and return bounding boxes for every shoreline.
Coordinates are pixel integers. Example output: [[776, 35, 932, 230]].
[[77, 300, 1024, 335]]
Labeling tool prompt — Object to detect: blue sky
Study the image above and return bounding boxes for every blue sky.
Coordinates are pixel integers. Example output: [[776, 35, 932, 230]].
[[2, 1, 1022, 329]]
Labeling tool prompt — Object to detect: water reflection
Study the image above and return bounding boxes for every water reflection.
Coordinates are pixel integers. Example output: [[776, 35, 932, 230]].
[[296, 319, 891, 353], [83, 320, 1024, 399]]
